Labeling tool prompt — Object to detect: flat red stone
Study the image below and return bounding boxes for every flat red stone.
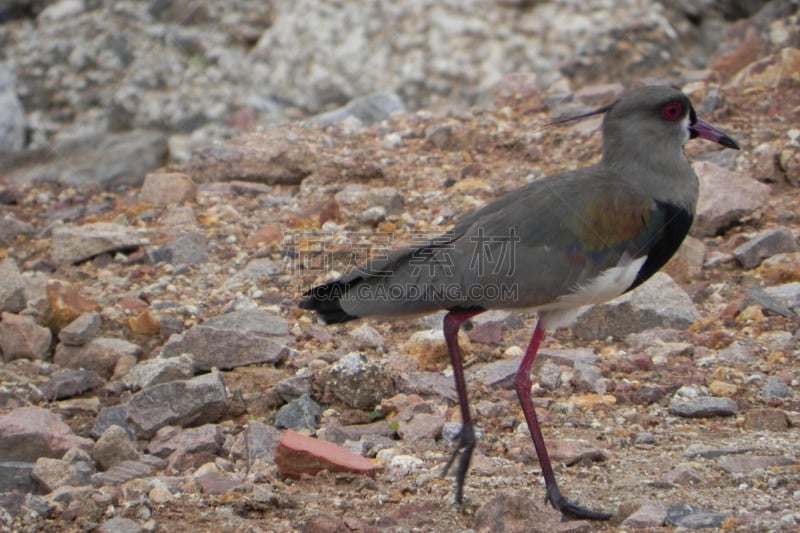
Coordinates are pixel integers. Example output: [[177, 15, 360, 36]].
[[274, 429, 378, 478]]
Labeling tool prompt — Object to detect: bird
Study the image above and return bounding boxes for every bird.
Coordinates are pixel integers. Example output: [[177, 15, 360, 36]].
[[299, 85, 740, 520]]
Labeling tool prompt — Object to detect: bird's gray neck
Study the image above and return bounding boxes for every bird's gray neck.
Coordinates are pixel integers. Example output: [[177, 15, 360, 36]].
[[601, 135, 699, 212]]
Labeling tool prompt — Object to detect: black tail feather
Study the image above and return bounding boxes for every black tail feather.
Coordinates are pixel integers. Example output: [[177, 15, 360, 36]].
[[300, 279, 360, 324]]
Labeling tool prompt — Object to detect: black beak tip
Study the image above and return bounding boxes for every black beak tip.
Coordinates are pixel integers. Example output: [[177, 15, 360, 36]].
[[719, 135, 741, 150]]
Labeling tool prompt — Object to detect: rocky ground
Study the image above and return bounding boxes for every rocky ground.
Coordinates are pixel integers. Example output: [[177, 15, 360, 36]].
[[1, 1, 800, 532]]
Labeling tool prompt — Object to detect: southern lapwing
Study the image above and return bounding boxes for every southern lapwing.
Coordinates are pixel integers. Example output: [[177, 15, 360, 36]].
[[300, 85, 740, 520]]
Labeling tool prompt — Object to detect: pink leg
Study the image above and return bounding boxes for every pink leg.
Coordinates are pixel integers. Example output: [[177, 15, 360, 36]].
[[441, 308, 484, 503], [515, 320, 612, 520]]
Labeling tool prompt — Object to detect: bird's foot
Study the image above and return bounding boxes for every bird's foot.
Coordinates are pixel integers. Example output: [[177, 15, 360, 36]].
[[546, 485, 612, 521], [440, 423, 476, 504]]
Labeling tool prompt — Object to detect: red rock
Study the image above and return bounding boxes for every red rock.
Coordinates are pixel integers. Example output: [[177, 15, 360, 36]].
[[274, 429, 378, 478]]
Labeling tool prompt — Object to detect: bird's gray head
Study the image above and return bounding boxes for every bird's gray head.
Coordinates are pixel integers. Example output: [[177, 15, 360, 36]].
[[546, 85, 740, 209], [601, 86, 740, 159]]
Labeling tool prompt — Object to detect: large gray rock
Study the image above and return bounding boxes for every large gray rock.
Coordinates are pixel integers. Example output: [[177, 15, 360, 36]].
[[733, 227, 799, 269], [39, 369, 104, 401], [160, 309, 291, 371], [123, 354, 195, 391], [126, 372, 229, 438], [571, 273, 701, 340], [7, 130, 169, 189], [58, 311, 102, 346], [50, 222, 149, 265]]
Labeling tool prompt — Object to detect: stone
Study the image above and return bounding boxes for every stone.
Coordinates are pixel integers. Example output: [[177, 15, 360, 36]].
[[31, 457, 87, 492], [228, 420, 282, 466], [323, 352, 396, 410], [8, 130, 168, 190], [139, 172, 197, 205], [743, 409, 789, 431], [223, 258, 281, 288], [39, 369, 104, 401], [0, 64, 25, 152], [148, 424, 223, 471], [465, 309, 521, 345], [546, 439, 610, 466], [50, 222, 149, 265], [160, 309, 290, 371], [764, 282, 800, 315], [668, 396, 738, 418], [38, 0, 86, 23], [123, 354, 195, 391], [0, 312, 52, 362], [274, 394, 322, 432], [663, 235, 706, 284], [662, 465, 704, 486], [309, 92, 406, 127], [45, 280, 100, 331], [95, 517, 145, 533], [622, 501, 669, 528], [403, 328, 469, 369], [760, 376, 793, 399], [348, 323, 384, 350], [0, 461, 39, 493], [91, 405, 134, 440], [126, 372, 229, 438], [58, 311, 102, 346], [186, 124, 318, 185], [692, 161, 771, 237], [397, 413, 444, 441], [0, 407, 93, 462], [146, 231, 209, 265], [756, 252, 800, 284], [93, 425, 140, 471], [195, 470, 246, 495], [54, 337, 142, 379], [733, 227, 798, 269], [274, 429, 378, 478], [716, 454, 797, 474], [0, 258, 27, 313], [92, 458, 156, 487], [729, 47, 800, 92], [473, 492, 563, 533], [333, 184, 405, 216], [0, 213, 35, 246], [572, 273, 701, 340], [665, 503, 729, 528], [127, 309, 160, 336]]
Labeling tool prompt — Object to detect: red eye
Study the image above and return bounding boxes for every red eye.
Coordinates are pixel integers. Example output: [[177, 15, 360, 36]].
[[661, 101, 683, 121]]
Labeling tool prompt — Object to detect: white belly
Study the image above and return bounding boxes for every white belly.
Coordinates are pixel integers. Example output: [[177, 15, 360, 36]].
[[535, 255, 647, 330]]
